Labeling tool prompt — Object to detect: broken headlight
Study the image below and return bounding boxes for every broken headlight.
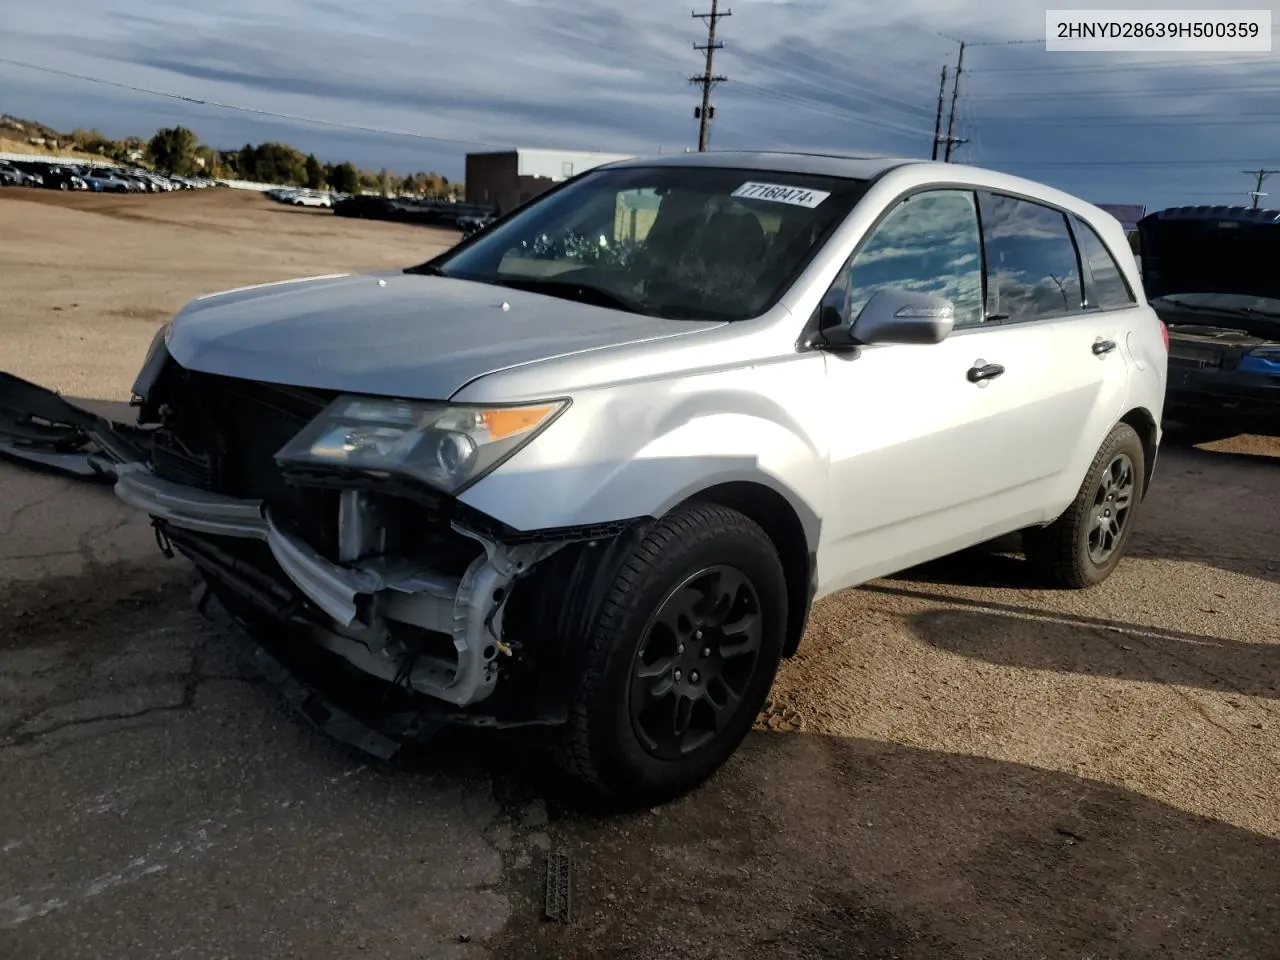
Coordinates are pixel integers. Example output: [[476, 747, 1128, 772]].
[[275, 395, 568, 494]]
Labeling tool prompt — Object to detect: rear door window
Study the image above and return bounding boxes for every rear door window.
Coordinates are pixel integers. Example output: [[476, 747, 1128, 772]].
[[978, 193, 1083, 322]]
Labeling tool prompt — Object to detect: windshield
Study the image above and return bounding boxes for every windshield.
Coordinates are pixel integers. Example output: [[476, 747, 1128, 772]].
[[422, 165, 869, 321]]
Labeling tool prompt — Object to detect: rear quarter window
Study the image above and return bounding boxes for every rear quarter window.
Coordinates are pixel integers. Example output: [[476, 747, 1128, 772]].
[[1072, 215, 1137, 310]]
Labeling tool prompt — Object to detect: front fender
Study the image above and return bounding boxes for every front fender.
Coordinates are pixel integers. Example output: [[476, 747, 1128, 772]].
[[455, 364, 829, 549]]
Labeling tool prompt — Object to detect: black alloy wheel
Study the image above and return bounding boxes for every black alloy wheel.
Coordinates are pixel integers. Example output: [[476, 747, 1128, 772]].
[[1087, 453, 1135, 565], [555, 502, 788, 804], [629, 564, 763, 760], [1024, 421, 1146, 588]]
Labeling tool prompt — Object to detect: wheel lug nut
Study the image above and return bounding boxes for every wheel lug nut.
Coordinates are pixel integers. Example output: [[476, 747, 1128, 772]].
[[694, 630, 702, 641], [690, 671, 700, 683], [701, 647, 710, 657], [677, 643, 685, 654], [674, 669, 682, 681]]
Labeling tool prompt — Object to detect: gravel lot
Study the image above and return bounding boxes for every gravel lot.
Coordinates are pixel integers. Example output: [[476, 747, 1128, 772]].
[[2, 188, 1278, 959]]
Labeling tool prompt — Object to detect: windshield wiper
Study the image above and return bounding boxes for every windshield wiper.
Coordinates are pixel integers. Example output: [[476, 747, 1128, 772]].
[[403, 261, 444, 276], [490, 277, 649, 315], [1157, 297, 1280, 320]]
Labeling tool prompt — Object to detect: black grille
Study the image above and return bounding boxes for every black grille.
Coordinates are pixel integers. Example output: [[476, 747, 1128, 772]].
[[155, 370, 343, 559], [152, 427, 216, 489]]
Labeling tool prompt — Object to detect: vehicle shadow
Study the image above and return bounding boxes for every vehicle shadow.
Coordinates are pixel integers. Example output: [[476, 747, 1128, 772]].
[[6, 592, 1277, 960], [890, 441, 1279, 589], [486, 730, 1280, 960], [863, 581, 1279, 701]]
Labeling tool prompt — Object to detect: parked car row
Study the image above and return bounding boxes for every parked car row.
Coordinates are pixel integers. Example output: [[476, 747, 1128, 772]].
[[0, 157, 221, 194], [264, 187, 345, 208], [332, 194, 495, 229]]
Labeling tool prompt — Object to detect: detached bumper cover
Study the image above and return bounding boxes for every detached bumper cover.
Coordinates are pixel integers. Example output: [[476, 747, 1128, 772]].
[[0, 372, 151, 479]]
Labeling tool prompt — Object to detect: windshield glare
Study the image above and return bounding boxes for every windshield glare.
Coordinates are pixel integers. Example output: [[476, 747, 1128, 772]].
[[432, 166, 868, 321]]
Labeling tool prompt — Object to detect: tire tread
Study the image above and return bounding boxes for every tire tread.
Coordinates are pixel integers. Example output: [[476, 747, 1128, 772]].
[[554, 501, 781, 796], [1025, 422, 1144, 589]]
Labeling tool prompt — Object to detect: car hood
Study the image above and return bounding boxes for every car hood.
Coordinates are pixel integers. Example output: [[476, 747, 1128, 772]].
[[164, 271, 725, 399], [1138, 210, 1279, 304]]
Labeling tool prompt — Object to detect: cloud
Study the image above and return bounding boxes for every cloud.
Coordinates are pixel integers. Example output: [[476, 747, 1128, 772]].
[[847, 189, 985, 324], [0, 0, 1276, 206]]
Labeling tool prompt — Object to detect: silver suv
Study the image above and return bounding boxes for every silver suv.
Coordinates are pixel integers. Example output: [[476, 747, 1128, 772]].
[[0, 152, 1169, 802]]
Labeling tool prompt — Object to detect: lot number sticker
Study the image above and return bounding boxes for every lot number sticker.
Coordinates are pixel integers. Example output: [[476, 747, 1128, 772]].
[[730, 182, 831, 208]]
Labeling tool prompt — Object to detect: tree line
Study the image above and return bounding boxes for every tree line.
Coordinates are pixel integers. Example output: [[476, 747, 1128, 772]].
[[69, 125, 462, 198]]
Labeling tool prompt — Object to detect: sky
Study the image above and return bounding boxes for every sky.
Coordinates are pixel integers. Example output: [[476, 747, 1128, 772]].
[[1, 0, 1278, 211]]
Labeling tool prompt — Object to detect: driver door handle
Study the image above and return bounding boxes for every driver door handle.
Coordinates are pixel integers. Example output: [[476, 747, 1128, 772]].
[[967, 362, 1005, 383], [1092, 338, 1117, 355]]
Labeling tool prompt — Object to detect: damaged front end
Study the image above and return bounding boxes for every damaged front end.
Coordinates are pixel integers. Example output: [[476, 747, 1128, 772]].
[[2, 340, 632, 738]]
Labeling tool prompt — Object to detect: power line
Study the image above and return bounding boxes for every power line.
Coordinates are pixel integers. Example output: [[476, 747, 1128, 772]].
[[975, 53, 1277, 75], [726, 80, 933, 140], [968, 83, 1280, 100], [0, 56, 506, 148], [969, 112, 1280, 126], [938, 32, 1042, 47], [690, 0, 730, 152], [959, 91, 984, 163], [970, 38, 1042, 46], [730, 80, 933, 136], [726, 47, 934, 118]]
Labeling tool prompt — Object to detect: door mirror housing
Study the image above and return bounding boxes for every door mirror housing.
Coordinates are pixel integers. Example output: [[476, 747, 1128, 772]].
[[819, 289, 956, 348]]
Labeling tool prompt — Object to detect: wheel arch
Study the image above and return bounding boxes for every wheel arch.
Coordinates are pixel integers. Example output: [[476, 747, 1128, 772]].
[[1118, 406, 1158, 498], [674, 481, 815, 659]]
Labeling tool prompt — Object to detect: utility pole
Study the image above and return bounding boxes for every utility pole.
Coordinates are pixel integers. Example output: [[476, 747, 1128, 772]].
[[1243, 168, 1278, 208], [931, 65, 948, 160], [943, 41, 966, 161], [690, 0, 730, 151]]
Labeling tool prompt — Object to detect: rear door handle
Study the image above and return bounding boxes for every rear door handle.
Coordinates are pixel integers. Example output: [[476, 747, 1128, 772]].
[[1092, 339, 1117, 355], [967, 361, 1005, 383]]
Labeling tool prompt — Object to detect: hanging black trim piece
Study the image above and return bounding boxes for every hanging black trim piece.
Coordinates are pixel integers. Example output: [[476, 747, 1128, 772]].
[[0, 371, 152, 480]]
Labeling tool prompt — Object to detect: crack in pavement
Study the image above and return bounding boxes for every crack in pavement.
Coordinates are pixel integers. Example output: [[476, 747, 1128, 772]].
[[0, 488, 63, 541], [5, 698, 191, 748], [0, 626, 236, 752]]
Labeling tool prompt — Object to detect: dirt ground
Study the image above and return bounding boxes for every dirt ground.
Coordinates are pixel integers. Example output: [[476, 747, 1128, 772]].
[[2, 188, 1278, 960]]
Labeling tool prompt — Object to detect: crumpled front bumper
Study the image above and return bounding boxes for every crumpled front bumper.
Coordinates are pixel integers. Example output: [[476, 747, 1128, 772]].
[[116, 464, 398, 625], [112, 463, 563, 708], [0, 369, 577, 714]]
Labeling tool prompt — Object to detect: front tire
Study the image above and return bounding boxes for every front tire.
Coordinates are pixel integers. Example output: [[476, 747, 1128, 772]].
[[556, 502, 787, 805], [1024, 422, 1145, 588]]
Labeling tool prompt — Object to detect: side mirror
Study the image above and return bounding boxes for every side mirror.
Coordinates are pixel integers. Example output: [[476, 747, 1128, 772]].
[[822, 289, 956, 348]]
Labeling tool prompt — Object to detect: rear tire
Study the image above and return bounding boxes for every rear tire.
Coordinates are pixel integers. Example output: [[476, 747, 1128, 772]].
[[555, 502, 787, 805], [1023, 422, 1145, 588]]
